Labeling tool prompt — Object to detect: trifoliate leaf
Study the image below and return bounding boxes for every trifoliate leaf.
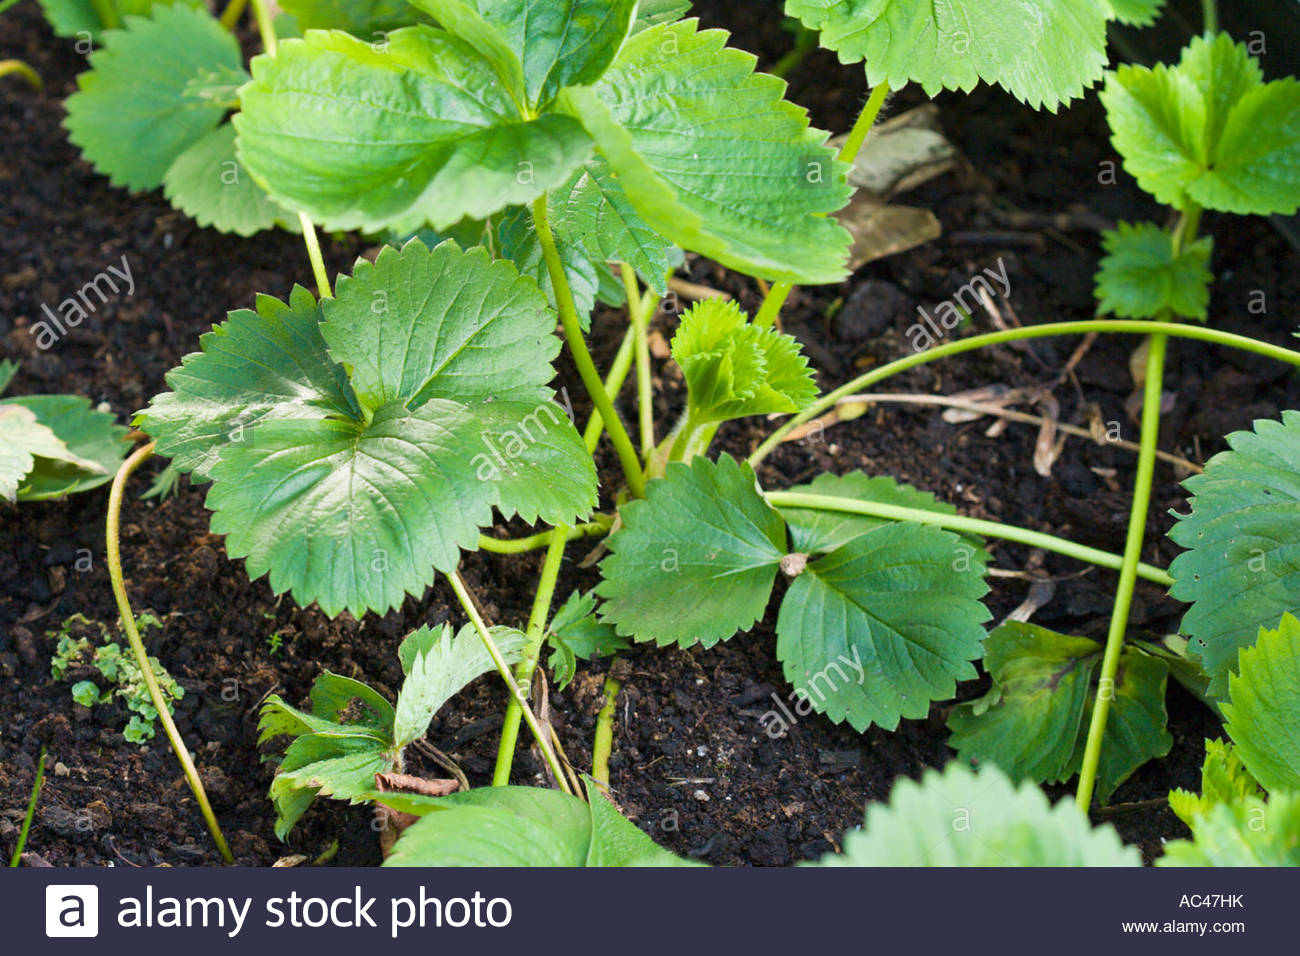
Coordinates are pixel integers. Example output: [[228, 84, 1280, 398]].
[[447, 0, 639, 109], [775, 521, 990, 732], [775, 472, 963, 555], [1094, 222, 1213, 322], [557, 20, 853, 285], [597, 454, 787, 649], [786, 0, 1109, 111], [1169, 739, 1261, 827], [278, 0, 424, 33], [810, 762, 1139, 866], [1066, 647, 1173, 803], [1102, 34, 1300, 215], [546, 590, 629, 690], [1168, 411, 1300, 697], [393, 624, 525, 747], [164, 124, 301, 237], [947, 623, 1102, 787], [383, 786, 595, 866], [141, 240, 595, 617], [64, 5, 240, 192], [0, 395, 128, 501], [671, 300, 817, 426], [1160, 791, 1300, 866], [235, 26, 593, 233], [1222, 614, 1300, 794], [36, 0, 205, 41], [1106, 0, 1165, 27]]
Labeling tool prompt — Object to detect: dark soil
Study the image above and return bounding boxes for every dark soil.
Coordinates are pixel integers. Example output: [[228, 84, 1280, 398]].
[[3, 1, 1297, 867]]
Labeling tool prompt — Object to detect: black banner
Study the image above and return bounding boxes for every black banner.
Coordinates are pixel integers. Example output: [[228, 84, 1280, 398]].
[[2, 866, 1284, 952]]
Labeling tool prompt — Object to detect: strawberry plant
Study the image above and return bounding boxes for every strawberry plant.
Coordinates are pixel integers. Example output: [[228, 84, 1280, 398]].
[[67, 0, 1300, 868]]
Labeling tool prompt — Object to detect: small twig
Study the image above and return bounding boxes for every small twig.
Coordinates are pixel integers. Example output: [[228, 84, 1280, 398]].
[[1090, 797, 1172, 820], [412, 739, 470, 794], [815, 392, 1203, 473]]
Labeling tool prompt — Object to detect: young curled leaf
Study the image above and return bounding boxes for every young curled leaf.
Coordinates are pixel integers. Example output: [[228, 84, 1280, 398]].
[[672, 299, 817, 426]]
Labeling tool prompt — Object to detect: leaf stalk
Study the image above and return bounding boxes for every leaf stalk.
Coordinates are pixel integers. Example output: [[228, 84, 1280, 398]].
[[107, 443, 233, 862], [492, 527, 569, 785], [763, 490, 1174, 587], [532, 196, 646, 497], [447, 570, 573, 795], [751, 320, 1300, 467]]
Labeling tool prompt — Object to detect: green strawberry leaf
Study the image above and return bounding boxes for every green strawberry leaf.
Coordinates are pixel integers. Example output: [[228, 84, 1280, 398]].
[[393, 623, 525, 747], [141, 240, 595, 617], [1066, 646, 1173, 803], [235, 26, 593, 233], [1106, 0, 1166, 27], [546, 590, 629, 690], [260, 669, 398, 838], [138, 285, 357, 482], [671, 300, 817, 426], [1222, 613, 1300, 794], [497, 203, 603, 328], [183, 64, 252, 108], [810, 761, 1139, 866], [382, 782, 695, 866], [0, 395, 128, 501], [1169, 739, 1261, 827], [1168, 411, 1300, 697], [555, 157, 675, 294], [585, 781, 700, 866], [164, 124, 301, 237], [776, 522, 990, 732], [443, 0, 640, 109], [947, 623, 1102, 787], [64, 5, 240, 192], [383, 786, 595, 866], [775, 472, 964, 556], [1160, 791, 1300, 866], [1101, 34, 1300, 215], [557, 20, 853, 285], [634, 0, 691, 31], [786, 0, 1109, 111], [0, 405, 88, 502], [278, 0, 425, 33], [597, 454, 787, 649], [1095, 222, 1213, 322], [36, 0, 206, 41]]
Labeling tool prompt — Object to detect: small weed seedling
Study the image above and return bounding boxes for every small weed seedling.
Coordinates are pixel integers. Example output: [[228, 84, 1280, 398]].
[[50, 612, 181, 743]]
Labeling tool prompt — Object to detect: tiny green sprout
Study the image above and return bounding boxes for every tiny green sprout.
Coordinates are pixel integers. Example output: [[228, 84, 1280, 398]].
[[49, 612, 180, 744]]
